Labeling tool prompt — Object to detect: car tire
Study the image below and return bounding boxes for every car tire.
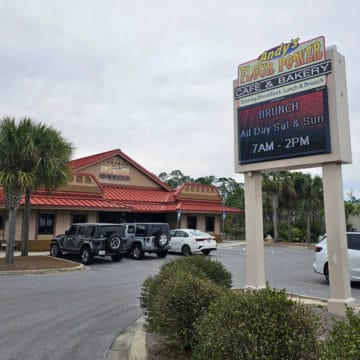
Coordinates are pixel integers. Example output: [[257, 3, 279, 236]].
[[111, 254, 122, 262], [324, 263, 329, 284], [202, 250, 211, 256], [50, 243, 62, 257], [107, 234, 122, 251], [154, 233, 169, 248], [156, 250, 168, 258], [132, 244, 145, 260], [181, 245, 192, 256], [80, 246, 93, 265]]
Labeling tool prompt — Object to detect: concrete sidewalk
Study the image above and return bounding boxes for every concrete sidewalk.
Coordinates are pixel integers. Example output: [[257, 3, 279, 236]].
[[0, 250, 48, 258]]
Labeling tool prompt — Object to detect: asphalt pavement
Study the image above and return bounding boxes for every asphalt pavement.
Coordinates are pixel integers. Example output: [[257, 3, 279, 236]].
[[3, 240, 357, 360], [106, 240, 360, 360]]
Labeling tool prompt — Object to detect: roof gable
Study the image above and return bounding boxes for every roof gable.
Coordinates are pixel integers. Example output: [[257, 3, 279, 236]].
[[70, 149, 172, 191], [174, 183, 223, 202]]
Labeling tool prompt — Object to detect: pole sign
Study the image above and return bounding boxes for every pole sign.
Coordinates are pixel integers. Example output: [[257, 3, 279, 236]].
[[234, 36, 332, 165]]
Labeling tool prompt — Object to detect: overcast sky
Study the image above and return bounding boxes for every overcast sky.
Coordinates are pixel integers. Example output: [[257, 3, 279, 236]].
[[1, 0, 359, 196]]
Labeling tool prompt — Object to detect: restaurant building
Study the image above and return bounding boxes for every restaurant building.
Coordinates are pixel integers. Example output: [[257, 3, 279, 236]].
[[0, 149, 242, 251]]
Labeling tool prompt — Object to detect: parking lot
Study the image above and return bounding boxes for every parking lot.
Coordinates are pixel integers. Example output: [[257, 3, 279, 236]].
[[1, 244, 359, 360]]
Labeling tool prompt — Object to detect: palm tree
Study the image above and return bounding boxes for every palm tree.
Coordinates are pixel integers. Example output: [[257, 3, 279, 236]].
[[262, 172, 286, 242], [344, 191, 360, 230], [0, 118, 37, 264], [21, 123, 72, 256], [280, 172, 297, 242], [294, 173, 323, 244]]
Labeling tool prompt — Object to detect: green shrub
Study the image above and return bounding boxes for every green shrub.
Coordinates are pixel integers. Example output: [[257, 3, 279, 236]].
[[148, 270, 224, 350], [140, 256, 232, 332], [159, 255, 233, 289], [321, 307, 360, 359], [192, 286, 321, 360]]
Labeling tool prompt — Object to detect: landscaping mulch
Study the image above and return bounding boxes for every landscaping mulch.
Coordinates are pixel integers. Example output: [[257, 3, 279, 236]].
[[0, 255, 79, 272]]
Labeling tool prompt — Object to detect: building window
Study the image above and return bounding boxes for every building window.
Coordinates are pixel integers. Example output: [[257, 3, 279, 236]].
[[187, 216, 197, 229], [206, 216, 215, 232], [38, 214, 55, 235], [73, 214, 87, 223]]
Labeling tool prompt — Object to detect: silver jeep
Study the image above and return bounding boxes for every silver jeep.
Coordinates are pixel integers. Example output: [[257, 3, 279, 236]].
[[49, 223, 128, 265], [123, 222, 171, 260]]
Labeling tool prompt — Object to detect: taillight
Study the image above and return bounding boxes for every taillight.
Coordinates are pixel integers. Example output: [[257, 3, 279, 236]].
[[195, 237, 208, 242], [314, 246, 323, 252]]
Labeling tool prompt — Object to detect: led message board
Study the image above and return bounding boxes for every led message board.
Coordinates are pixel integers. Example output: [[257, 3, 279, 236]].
[[238, 87, 330, 164], [234, 36, 333, 166]]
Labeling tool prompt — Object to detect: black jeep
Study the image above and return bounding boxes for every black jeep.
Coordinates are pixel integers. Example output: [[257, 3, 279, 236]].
[[49, 223, 128, 265]]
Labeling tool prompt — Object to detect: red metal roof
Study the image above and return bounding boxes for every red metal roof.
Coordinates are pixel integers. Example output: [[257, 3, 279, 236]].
[[0, 185, 242, 214], [22, 195, 130, 211], [103, 186, 174, 203], [0, 149, 243, 215]]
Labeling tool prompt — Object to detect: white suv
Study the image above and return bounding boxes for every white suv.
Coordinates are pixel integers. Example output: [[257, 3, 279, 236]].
[[313, 232, 360, 283]]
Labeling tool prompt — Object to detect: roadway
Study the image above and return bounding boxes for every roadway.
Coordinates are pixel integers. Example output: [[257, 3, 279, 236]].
[[0, 245, 359, 360]]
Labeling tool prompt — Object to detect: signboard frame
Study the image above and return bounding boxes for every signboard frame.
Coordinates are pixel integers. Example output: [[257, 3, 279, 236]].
[[233, 44, 351, 173]]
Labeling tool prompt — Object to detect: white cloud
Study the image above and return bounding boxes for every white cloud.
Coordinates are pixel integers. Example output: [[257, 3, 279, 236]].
[[0, 0, 359, 194]]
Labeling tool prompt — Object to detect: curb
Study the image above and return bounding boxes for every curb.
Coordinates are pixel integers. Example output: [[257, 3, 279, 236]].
[[0, 255, 87, 276], [0, 263, 87, 276], [107, 317, 145, 360], [129, 320, 147, 360]]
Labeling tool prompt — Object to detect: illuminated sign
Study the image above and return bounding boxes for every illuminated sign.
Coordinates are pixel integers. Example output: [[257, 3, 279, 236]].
[[238, 87, 330, 164], [234, 36, 331, 165], [234, 37, 329, 107]]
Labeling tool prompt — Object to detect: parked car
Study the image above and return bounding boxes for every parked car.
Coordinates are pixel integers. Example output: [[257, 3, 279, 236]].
[[122, 222, 171, 260], [169, 229, 217, 256], [50, 223, 128, 265], [313, 232, 360, 283]]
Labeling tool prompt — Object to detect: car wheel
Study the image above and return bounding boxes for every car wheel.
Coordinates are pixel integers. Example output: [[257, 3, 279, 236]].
[[181, 245, 192, 256], [80, 246, 93, 265], [107, 234, 122, 251], [324, 263, 329, 284], [202, 250, 210, 256], [154, 233, 169, 248], [132, 244, 145, 260], [156, 250, 168, 258], [50, 243, 62, 257], [111, 254, 122, 262]]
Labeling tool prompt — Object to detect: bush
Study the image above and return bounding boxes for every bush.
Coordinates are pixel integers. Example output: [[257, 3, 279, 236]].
[[140, 256, 232, 340], [159, 255, 233, 288], [321, 307, 360, 359], [192, 286, 322, 360], [146, 270, 224, 350]]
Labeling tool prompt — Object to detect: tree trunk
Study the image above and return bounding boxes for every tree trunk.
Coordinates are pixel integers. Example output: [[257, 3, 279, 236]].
[[306, 213, 311, 245], [21, 188, 31, 256], [272, 195, 279, 242], [5, 208, 17, 265], [287, 209, 292, 242]]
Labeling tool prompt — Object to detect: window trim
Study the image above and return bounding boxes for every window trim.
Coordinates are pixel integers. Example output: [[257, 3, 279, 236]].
[[38, 214, 55, 235]]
